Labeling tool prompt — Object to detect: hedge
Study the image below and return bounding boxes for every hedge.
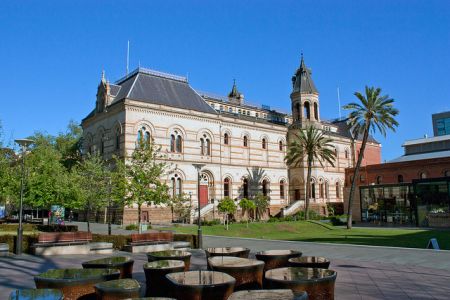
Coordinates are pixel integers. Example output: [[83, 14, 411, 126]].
[[0, 224, 37, 232], [0, 224, 78, 232]]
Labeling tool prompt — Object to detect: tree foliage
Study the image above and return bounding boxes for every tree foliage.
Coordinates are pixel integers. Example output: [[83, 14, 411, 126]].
[[343, 86, 399, 229], [285, 125, 336, 220], [252, 193, 270, 220], [122, 138, 170, 232], [239, 198, 255, 227], [218, 197, 237, 230]]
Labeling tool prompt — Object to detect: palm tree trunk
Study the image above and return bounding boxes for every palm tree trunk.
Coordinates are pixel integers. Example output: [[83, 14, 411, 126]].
[[305, 157, 313, 220], [347, 128, 369, 229]]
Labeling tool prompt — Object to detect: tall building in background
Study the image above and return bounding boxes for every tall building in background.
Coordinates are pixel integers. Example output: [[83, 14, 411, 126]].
[[432, 111, 450, 136], [81, 57, 381, 224]]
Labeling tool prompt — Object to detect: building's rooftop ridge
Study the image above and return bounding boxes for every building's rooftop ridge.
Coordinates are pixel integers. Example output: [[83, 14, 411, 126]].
[[402, 134, 450, 146], [389, 149, 450, 163], [115, 67, 188, 85], [197, 90, 290, 115]]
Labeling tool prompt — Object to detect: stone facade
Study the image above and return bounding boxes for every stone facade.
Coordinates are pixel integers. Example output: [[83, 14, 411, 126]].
[[81, 57, 381, 224]]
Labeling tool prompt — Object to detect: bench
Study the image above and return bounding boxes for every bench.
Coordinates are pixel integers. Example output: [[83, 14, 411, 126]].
[[33, 231, 93, 255], [125, 231, 174, 253]]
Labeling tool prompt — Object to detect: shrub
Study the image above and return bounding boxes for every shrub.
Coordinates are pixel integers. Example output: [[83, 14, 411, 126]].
[[125, 224, 139, 231], [0, 234, 38, 253], [92, 234, 130, 250], [203, 219, 220, 226], [0, 224, 37, 232]]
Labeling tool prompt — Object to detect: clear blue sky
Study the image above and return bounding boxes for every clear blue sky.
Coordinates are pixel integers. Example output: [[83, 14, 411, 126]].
[[1, 1, 449, 160]]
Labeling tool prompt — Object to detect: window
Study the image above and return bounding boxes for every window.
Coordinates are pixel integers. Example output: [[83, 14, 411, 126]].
[[220, 105, 223, 111], [345, 150, 349, 159], [243, 178, 249, 198], [420, 172, 427, 179], [360, 174, 365, 183], [295, 103, 300, 121], [304, 102, 311, 120], [310, 182, 316, 199], [314, 102, 318, 120], [170, 135, 175, 152], [279, 141, 283, 151], [247, 111, 250, 116], [280, 180, 285, 199], [325, 181, 329, 199], [115, 128, 120, 150], [397, 175, 404, 183], [445, 170, 450, 177], [262, 138, 267, 149], [319, 182, 324, 198], [238, 109, 242, 114], [243, 136, 248, 147], [200, 134, 211, 156], [376, 176, 382, 184], [100, 135, 105, 155], [262, 179, 269, 197], [256, 113, 259, 118], [170, 131, 182, 153], [224, 133, 229, 145], [224, 178, 231, 197], [170, 174, 182, 197], [295, 189, 301, 200], [229, 107, 233, 113], [335, 182, 340, 198]]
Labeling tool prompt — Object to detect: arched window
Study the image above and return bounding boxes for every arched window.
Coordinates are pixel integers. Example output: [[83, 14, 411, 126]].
[[319, 181, 324, 198], [200, 138, 205, 155], [376, 176, 382, 184], [303, 102, 311, 120], [345, 150, 349, 159], [200, 134, 211, 156], [397, 175, 404, 183], [170, 174, 182, 197], [335, 182, 340, 198], [145, 131, 151, 143], [243, 178, 249, 198], [224, 133, 229, 145], [224, 178, 231, 197], [310, 182, 316, 199], [137, 131, 143, 144], [170, 134, 176, 152], [262, 179, 269, 197], [445, 170, 450, 177], [100, 134, 105, 155], [279, 141, 283, 151], [115, 128, 120, 150], [420, 172, 427, 179], [295, 103, 301, 121], [137, 126, 151, 147], [314, 102, 318, 120], [176, 135, 182, 152], [243, 136, 248, 147], [280, 180, 285, 199], [262, 138, 267, 149]]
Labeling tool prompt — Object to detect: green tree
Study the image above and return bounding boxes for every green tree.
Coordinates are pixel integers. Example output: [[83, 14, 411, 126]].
[[239, 198, 255, 227], [55, 120, 83, 170], [123, 138, 169, 233], [285, 125, 336, 220], [0, 147, 19, 209], [344, 86, 399, 229], [218, 197, 236, 230], [25, 133, 72, 210], [73, 153, 111, 232], [169, 194, 191, 223]]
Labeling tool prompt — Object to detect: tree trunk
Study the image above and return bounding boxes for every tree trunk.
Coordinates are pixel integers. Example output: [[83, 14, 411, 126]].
[[138, 204, 142, 233], [86, 208, 90, 233], [226, 214, 229, 230], [347, 127, 369, 229], [305, 157, 313, 220]]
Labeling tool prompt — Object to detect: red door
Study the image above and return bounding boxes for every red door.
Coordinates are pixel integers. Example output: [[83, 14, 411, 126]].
[[199, 185, 208, 208]]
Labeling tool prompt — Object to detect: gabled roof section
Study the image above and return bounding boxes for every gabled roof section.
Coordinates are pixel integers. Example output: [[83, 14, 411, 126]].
[[291, 55, 318, 94], [111, 68, 217, 115]]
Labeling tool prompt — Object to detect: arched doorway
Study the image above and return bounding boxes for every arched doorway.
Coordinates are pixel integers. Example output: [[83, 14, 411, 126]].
[[199, 171, 215, 208]]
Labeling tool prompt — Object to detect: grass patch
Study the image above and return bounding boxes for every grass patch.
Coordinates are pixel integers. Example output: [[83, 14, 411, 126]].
[[160, 221, 450, 250]]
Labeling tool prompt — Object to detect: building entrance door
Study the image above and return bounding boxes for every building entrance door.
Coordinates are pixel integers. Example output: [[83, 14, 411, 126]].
[[199, 174, 209, 208]]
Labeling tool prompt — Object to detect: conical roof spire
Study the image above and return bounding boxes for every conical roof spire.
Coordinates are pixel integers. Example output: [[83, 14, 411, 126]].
[[291, 54, 318, 94], [228, 79, 241, 99]]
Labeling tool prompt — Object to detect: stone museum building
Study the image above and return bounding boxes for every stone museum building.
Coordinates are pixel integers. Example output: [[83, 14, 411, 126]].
[[81, 56, 381, 224]]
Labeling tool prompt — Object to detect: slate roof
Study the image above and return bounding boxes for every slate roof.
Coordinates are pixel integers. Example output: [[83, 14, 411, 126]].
[[110, 84, 121, 97], [111, 68, 217, 115], [330, 119, 380, 143], [292, 56, 318, 94]]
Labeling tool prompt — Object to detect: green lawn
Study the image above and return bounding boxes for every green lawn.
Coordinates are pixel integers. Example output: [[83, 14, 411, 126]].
[[162, 221, 450, 250]]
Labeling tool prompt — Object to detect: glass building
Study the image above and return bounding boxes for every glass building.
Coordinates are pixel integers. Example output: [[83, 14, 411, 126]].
[[359, 177, 450, 227], [432, 111, 450, 136]]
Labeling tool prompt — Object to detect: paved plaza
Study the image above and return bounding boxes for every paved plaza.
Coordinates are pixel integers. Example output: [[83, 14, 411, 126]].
[[1, 235, 450, 299]]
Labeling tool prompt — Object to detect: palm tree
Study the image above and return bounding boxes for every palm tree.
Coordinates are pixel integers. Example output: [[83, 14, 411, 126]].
[[285, 125, 336, 220], [344, 86, 399, 229]]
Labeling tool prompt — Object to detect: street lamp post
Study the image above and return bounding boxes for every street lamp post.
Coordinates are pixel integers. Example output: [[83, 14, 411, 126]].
[[14, 138, 34, 255], [192, 163, 205, 249]]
